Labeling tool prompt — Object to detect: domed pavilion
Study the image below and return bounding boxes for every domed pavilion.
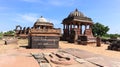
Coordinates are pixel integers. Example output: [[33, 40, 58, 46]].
[[33, 16, 53, 29], [15, 16, 61, 48], [29, 16, 61, 48], [62, 9, 94, 42]]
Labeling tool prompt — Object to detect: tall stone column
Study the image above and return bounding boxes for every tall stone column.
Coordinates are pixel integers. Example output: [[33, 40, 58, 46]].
[[78, 24, 81, 35], [85, 24, 87, 30], [79, 23, 81, 29], [77, 24, 79, 29], [68, 24, 69, 35], [63, 24, 65, 29], [67, 25, 69, 30], [66, 25, 69, 35], [70, 24, 72, 30], [63, 24, 66, 36], [89, 25, 92, 29], [75, 24, 79, 35], [80, 25, 82, 34]]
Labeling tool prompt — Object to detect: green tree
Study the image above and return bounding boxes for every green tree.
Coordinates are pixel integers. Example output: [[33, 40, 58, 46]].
[[92, 22, 109, 37], [4, 30, 15, 35], [0, 32, 3, 39]]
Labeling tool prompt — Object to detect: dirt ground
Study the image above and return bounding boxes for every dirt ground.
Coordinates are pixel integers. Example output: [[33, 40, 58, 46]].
[[0, 39, 120, 59], [0, 39, 120, 67], [59, 41, 120, 59]]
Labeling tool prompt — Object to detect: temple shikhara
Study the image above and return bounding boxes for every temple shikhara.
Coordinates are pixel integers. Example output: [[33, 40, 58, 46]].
[[62, 9, 95, 43]]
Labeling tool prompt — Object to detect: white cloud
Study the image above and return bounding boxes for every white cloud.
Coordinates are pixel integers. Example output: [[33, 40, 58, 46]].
[[12, 14, 62, 29], [47, 18, 63, 33], [13, 13, 38, 23], [0, 22, 14, 32], [20, 14, 37, 22], [47, 18, 62, 28], [0, 13, 40, 31]]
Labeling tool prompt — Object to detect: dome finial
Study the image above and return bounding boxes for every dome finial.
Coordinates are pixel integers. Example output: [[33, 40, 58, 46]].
[[41, 16, 43, 18], [75, 8, 78, 11], [36, 16, 47, 22]]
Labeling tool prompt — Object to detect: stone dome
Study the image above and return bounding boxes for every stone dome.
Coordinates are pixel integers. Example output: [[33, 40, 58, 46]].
[[34, 16, 53, 27], [68, 9, 84, 17], [36, 16, 47, 22]]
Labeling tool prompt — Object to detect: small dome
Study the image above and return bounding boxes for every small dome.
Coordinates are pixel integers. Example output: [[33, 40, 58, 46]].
[[36, 16, 47, 22], [68, 9, 84, 17]]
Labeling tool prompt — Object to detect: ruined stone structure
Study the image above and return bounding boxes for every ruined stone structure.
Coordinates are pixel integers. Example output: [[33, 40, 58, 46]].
[[28, 16, 61, 48], [15, 25, 30, 38], [62, 9, 95, 43], [108, 40, 120, 51], [15, 16, 61, 48]]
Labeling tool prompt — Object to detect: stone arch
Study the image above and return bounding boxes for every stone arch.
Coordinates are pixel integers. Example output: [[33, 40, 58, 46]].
[[26, 27, 30, 34], [22, 27, 26, 34], [15, 25, 22, 30], [15, 25, 22, 34]]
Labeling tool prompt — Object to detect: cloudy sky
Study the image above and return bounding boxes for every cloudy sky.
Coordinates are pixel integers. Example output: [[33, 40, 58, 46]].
[[0, 0, 120, 34]]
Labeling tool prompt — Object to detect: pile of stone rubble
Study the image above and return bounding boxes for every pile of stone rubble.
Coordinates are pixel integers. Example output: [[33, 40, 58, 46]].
[[108, 40, 120, 51]]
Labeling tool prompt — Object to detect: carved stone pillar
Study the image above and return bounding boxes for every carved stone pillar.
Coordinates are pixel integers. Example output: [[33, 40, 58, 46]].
[[63, 24, 65, 29], [85, 24, 87, 30], [77, 24, 79, 29], [63, 24, 66, 36], [80, 25, 82, 34], [67, 25, 69, 30], [70, 24, 72, 30], [89, 25, 92, 29]]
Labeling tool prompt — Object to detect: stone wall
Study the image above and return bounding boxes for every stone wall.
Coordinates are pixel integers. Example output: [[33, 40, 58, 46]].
[[28, 36, 59, 48]]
